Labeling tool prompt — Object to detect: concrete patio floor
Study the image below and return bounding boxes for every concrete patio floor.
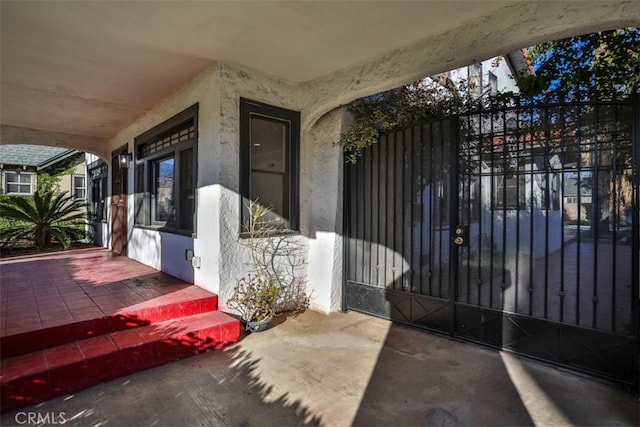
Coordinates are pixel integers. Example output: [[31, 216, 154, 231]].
[[1, 308, 637, 427]]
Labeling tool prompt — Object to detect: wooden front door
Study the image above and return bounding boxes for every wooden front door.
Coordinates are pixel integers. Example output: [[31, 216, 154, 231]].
[[111, 148, 128, 255]]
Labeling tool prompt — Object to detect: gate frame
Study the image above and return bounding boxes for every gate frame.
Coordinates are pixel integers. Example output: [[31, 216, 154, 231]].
[[342, 96, 640, 393]]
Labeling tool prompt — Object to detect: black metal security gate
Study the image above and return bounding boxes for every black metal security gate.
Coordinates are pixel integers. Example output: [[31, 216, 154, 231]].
[[344, 97, 639, 391]]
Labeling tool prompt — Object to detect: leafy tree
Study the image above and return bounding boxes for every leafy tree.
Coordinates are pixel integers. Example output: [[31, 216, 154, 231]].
[[337, 80, 473, 163], [337, 28, 639, 163], [519, 28, 640, 98], [36, 167, 74, 194], [519, 28, 639, 236], [0, 190, 91, 249]]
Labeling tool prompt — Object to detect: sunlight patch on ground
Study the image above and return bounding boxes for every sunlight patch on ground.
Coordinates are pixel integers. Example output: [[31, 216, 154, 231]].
[[234, 312, 392, 426], [500, 352, 572, 427]]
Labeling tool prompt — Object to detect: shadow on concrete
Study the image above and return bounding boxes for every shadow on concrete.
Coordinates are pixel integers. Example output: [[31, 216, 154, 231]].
[[350, 323, 534, 427], [351, 321, 639, 427], [1, 341, 323, 426]]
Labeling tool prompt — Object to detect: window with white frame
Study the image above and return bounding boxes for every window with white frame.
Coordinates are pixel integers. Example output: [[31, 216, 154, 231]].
[[488, 71, 498, 96], [73, 174, 86, 199], [3, 171, 35, 195]]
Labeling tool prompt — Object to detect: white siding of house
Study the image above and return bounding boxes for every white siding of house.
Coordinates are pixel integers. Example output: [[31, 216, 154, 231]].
[[105, 62, 345, 313]]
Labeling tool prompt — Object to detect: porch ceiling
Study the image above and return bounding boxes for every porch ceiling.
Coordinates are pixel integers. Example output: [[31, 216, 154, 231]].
[[1, 1, 637, 147]]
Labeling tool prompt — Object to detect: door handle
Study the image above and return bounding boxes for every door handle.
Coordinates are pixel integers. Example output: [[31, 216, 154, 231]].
[[454, 236, 464, 246]]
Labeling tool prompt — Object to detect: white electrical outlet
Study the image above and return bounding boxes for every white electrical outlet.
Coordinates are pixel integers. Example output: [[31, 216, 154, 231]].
[[192, 256, 201, 268]]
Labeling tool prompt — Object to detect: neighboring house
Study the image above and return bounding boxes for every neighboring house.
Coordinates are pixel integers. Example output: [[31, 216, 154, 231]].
[[430, 49, 533, 99], [412, 52, 565, 262], [563, 174, 593, 222], [0, 144, 86, 201]]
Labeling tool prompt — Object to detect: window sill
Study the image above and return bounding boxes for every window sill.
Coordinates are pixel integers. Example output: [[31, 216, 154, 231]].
[[239, 229, 300, 239], [133, 224, 196, 238]]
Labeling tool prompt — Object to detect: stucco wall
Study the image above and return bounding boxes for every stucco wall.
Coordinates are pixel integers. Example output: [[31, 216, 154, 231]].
[[106, 61, 346, 313], [106, 62, 222, 285], [216, 63, 344, 313]]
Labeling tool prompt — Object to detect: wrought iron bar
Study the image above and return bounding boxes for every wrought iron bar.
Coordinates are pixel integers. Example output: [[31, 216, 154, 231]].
[[449, 117, 460, 335], [438, 121, 445, 298], [383, 133, 391, 290], [544, 104, 551, 319], [559, 102, 567, 323], [412, 126, 422, 293], [631, 95, 639, 393], [592, 103, 600, 329], [427, 122, 435, 296], [576, 108, 583, 326], [515, 102, 522, 315], [611, 106, 618, 333], [375, 137, 381, 288], [474, 114, 479, 305], [365, 134, 373, 287], [490, 112, 496, 309], [529, 104, 535, 317]]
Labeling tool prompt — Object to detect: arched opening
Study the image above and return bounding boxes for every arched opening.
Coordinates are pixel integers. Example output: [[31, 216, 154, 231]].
[[0, 144, 108, 256], [341, 28, 639, 390]]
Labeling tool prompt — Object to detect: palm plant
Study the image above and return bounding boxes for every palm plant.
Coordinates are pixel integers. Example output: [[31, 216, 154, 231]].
[[0, 190, 91, 249]]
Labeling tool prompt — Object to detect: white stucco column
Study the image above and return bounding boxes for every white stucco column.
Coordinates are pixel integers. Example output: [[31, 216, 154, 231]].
[[303, 108, 346, 313]]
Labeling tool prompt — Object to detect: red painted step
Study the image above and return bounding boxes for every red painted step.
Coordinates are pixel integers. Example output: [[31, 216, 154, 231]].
[[1, 311, 240, 412], [1, 292, 218, 359]]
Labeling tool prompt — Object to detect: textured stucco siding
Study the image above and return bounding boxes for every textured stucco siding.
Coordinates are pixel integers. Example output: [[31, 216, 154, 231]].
[[216, 63, 344, 313], [105, 62, 345, 313], [106, 63, 224, 288]]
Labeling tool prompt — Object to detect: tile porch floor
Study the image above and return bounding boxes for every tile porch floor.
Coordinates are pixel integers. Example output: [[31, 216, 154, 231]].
[[0, 247, 239, 411], [0, 247, 203, 338]]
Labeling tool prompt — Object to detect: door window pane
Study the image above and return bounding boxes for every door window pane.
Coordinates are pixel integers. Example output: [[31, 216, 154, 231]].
[[154, 157, 175, 223], [179, 148, 194, 231]]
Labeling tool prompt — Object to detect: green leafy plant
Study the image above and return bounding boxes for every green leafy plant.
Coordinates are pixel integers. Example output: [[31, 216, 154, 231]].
[[0, 190, 91, 249], [335, 79, 496, 163], [521, 28, 640, 98], [227, 200, 309, 329], [37, 167, 73, 195], [337, 29, 639, 164]]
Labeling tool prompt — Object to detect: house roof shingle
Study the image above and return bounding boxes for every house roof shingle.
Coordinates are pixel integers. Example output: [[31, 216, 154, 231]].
[[0, 144, 73, 167]]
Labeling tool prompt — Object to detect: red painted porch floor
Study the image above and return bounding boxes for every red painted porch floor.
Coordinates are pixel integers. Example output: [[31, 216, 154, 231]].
[[0, 247, 239, 412]]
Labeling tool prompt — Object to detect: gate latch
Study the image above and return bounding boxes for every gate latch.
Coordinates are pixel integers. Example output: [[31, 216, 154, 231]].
[[453, 226, 468, 247]]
